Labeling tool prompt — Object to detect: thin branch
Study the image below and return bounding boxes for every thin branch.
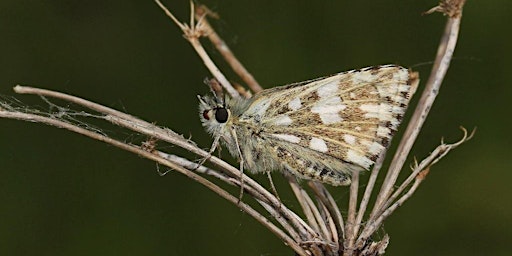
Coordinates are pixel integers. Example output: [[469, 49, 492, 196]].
[[308, 182, 345, 240], [302, 189, 332, 243], [4, 87, 314, 254], [357, 169, 426, 248], [343, 170, 360, 256], [370, 0, 465, 221], [194, 4, 263, 93], [289, 179, 322, 234], [353, 151, 386, 236], [381, 127, 474, 212], [357, 127, 474, 246], [0, 108, 296, 249], [315, 198, 339, 251], [160, 153, 309, 253], [154, 0, 240, 98]]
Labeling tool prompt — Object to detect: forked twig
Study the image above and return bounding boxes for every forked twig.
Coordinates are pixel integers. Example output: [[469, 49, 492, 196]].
[[154, 0, 240, 98], [382, 127, 474, 212], [357, 127, 474, 246]]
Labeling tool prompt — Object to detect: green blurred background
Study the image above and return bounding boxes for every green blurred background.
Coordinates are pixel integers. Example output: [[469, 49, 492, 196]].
[[1, 0, 510, 255]]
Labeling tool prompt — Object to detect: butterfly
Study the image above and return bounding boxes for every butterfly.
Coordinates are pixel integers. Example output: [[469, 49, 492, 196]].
[[199, 65, 417, 185]]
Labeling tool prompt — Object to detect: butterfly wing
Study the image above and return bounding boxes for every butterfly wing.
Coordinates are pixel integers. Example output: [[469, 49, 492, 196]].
[[240, 65, 417, 184]]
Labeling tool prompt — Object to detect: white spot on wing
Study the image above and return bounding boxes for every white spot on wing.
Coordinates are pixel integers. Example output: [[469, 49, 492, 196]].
[[246, 98, 272, 118], [359, 104, 380, 113], [288, 97, 302, 111], [311, 97, 346, 124], [317, 81, 338, 98], [393, 69, 409, 81], [347, 150, 373, 169], [352, 72, 376, 83], [360, 103, 393, 121], [377, 126, 391, 138], [398, 84, 410, 92], [343, 134, 356, 145], [270, 134, 301, 143], [309, 137, 328, 153], [272, 115, 293, 126], [368, 141, 385, 154], [317, 112, 342, 124]]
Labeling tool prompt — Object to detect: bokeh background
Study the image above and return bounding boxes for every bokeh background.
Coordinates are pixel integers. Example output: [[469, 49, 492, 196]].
[[1, 0, 510, 255]]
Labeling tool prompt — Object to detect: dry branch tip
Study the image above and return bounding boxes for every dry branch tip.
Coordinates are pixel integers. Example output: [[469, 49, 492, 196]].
[[195, 4, 220, 20], [154, 0, 207, 40], [424, 0, 466, 18]]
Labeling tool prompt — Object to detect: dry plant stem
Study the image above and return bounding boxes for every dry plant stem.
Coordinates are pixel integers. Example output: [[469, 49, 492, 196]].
[[286, 179, 339, 254], [194, 5, 263, 93], [302, 189, 332, 242], [154, 0, 240, 98], [316, 200, 339, 248], [308, 182, 345, 239], [289, 180, 322, 234], [357, 170, 426, 247], [370, 4, 463, 220], [166, 151, 294, 225], [10, 85, 317, 254], [14, 85, 308, 234], [227, 176, 315, 242], [188, 38, 240, 98], [13, 87, 237, 195], [162, 152, 308, 247], [357, 128, 473, 246], [160, 152, 232, 181], [258, 201, 302, 242], [1, 108, 310, 256], [353, 152, 386, 236], [344, 170, 359, 255], [13, 86, 202, 158], [381, 128, 473, 211], [0, 109, 304, 253]]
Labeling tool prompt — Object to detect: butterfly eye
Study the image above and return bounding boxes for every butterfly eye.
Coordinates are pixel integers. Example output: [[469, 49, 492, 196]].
[[214, 107, 229, 123], [202, 110, 210, 120]]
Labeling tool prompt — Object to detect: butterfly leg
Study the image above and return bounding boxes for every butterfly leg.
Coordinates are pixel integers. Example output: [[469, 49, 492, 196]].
[[230, 127, 246, 203], [266, 171, 282, 208], [194, 134, 220, 171]]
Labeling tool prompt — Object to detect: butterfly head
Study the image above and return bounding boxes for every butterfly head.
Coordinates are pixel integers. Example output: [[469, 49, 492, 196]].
[[198, 95, 232, 134]]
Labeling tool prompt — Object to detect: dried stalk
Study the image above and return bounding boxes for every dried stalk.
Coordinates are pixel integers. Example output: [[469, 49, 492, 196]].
[[353, 152, 386, 237], [154, 0, 240, 98], [194, 4, 263, 93], [344, 170, 360, 254], [0, 1, 469, 255], [354, 1, 467, 253], [356, 127, 474, 247], [368, 0, 466, 224], [308, 182, 345, 240]]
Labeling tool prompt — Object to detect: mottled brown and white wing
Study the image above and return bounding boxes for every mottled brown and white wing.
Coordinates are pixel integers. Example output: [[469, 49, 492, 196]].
[[241, 65, 416, 184]]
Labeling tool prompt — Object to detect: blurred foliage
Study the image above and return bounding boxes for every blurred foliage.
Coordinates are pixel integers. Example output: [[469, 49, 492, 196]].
[[1, 0, 511, 255]]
